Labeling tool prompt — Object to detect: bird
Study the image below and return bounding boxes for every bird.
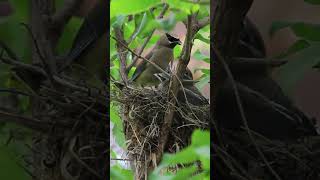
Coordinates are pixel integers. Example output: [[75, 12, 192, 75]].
[[215, 18, 317, 140], [168, 67, 209, 151], [177, 68, 209, 106], [130, 33, 181, 86]]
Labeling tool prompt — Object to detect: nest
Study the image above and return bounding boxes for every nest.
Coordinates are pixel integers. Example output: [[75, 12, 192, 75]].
[[112, 83, 209, 178], [22, 84, 108, 180], [213, 128, 320, 180]]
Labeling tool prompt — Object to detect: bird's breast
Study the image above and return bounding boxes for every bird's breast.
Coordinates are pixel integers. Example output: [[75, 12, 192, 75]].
[[152, 47, 173, 69]]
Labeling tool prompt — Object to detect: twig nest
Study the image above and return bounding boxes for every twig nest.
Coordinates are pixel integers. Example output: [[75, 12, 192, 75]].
[[112, 82, 209, 177], [213, 130, 320, 179]]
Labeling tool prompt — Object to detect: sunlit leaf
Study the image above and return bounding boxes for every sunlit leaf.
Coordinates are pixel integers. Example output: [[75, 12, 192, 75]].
[[111, 0, 161, 18], [196, 75, 210, 90], [110, 105, 126, 147], [110, 165, 134, 180], [165, 0, 200, 15], [150, 130, 210, 179], [195, 33, 210, 44], [174, 45, 182, 59], [193, 50, 210, 63]]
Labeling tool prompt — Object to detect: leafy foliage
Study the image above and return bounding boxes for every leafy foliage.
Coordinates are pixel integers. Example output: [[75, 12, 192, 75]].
[[110, 0, 210, 178], [149, 130, 210, 180], [270, 1, 320, 95]]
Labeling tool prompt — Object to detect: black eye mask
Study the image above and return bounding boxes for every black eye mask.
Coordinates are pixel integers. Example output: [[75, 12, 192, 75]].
[[165, 33, 180, 43]]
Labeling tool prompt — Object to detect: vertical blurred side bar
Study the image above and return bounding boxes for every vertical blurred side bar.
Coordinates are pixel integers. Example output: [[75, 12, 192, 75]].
[[106, 0, 111, 178], [211, 0, 253, 179]]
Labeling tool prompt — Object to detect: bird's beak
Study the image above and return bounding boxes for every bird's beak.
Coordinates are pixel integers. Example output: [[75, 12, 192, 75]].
[[176, 40, 182, 45]]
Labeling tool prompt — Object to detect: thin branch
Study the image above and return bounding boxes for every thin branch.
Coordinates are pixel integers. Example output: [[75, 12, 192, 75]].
[[196, 16, 210, 30], [68, 136, 103, 179], [0, 110, 60, 132], [110, 158, 133, 161], [212, 45, 282, 180], [20, 23, 57, 87], [0, 55, 106, 104], [156, 13, 198, 165], [112, 36, 170, 77], [49, 0, 84, 29], [114, 27, 129, 85], [126, 3, 169, 74]]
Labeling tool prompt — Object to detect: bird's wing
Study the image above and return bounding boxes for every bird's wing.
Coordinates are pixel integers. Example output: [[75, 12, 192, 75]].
[[129, 40, 157, 81], [179, 86, 209, 106], [216, 79, 317, 139], [130, 60, 148, 81]]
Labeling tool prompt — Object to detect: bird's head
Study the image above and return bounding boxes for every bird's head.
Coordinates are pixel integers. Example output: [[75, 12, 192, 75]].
[[158, 33, 181, 48]]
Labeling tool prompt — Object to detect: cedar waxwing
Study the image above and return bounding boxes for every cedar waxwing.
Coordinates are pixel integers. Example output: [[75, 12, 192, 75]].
[[178, 68, 209, 106], [130, 33, 181, 86], [168, 68, 209, 150], [215, 18, 317, 140]]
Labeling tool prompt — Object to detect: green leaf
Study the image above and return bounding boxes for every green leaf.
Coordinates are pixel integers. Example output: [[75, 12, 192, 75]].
[[128, 67, 136, 78], [161, 148, 198, 166], [19, 96, 30, 112], [278, 39, 310, 58], [111, 149, 117, 159], [158, 13, 177, 32], [111, 0, 161, 18], [57, 17, 82, 54], [136, 11, 156, 39], [0, 146, 31, 180], [191, 130, 210, 147], [174, 45, 182, 59], [275, 43, 320, 95], [0, 0, 30, 63], [197, 5, 209, 20], [110, 165, 134, 180], [270, 21, 320, 41], [110, 66, 120, 80], [196, 75, 210, 90], [191, 171, 210, 180], [194, 33, 210, 44], [110, 36, 117, 57], [146, 34, 161, 48], [165, 0, 200, 15], [171, 165, 198, 180], [129, 12, 148, 40], [110, 105, 126, 147], [304, 0, 320, 5], [269, 21, 293, 37], [150, 130, 210, 179], [111, 15, 126, 28], [193, 50, 210, 63]]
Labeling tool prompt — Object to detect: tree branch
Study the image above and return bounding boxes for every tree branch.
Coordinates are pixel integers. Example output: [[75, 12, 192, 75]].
[[114, 27, 129, 85], [125, 3, 169, 74], [212, 1, 282, 179], [156, 12, 205, 166], [112, 36, 170, 77], [49, 0, 84, 30]]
